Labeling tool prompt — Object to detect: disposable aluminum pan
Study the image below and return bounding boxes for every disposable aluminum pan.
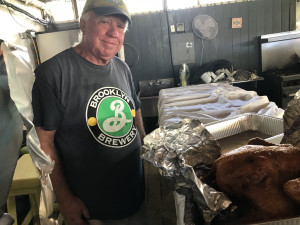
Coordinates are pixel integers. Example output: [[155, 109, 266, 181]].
[[205, 113, 284, 143]]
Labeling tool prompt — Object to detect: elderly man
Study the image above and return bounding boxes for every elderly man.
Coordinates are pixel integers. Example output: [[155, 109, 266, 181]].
[[31, 0, 146, 224]]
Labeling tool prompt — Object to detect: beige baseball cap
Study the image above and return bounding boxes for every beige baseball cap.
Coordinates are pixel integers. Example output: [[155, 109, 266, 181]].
[[82, 0, 131, 25]]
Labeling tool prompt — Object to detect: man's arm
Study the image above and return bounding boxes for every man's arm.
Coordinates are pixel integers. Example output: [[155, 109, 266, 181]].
[[35, 127, 90, 225], [135, 109, 146, 144]]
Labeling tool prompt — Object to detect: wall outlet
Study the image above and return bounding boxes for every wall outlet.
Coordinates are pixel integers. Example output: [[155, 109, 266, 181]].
[[176, 23, 185, 32]]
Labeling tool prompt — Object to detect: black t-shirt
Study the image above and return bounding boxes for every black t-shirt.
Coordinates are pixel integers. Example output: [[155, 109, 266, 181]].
[[32, 48, 145, 220]]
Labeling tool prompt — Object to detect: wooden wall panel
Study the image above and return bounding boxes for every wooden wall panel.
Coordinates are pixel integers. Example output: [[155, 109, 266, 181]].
[[239, 2, 249, 70], [256, 0, 265, 36], [264, 0, 273, 35], [232, 3, 241, 69], [273, 0, 282, 33], [183, 8, 193, 34], [215, 4, 226, 60], [124, 0, 296, 89], [144, 14, 157, 80], [125, 16, 141, 86], [207, 6, 218, 63], [160, 13, 173, 77], [152, 14, 165, 79], [281, 0, 290, 31], [125, 12, 173, 90], [248, 1, 258, 70], [289, 0, 296, 30], [222, 4, 234, 66]]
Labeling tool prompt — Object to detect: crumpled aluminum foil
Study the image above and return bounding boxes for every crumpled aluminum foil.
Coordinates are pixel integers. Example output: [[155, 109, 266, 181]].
[[22, 116, 56, 225], [141, 118, 232, 224], [281, 90, 300, 146]]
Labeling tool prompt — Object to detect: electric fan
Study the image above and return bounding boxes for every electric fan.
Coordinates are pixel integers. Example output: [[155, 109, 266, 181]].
[[192, 14, 218, 40]]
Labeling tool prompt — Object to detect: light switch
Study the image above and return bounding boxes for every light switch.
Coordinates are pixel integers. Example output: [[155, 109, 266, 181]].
[[170, 25, 175, 33]]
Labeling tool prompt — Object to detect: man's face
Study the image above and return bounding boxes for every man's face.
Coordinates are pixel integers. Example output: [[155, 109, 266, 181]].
[[81, 12, 127, 64]]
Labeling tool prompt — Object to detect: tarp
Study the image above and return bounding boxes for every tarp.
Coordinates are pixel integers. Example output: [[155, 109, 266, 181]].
[[2, 40, 56, 225], [0, 75, 22, 210]]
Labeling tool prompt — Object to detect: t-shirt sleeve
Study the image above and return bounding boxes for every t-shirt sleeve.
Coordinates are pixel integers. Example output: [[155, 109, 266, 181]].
[[32, 60, 63, 131]]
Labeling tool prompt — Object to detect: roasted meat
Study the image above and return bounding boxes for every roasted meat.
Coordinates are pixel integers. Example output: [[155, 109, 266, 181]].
[[210, 140, 300, 223]]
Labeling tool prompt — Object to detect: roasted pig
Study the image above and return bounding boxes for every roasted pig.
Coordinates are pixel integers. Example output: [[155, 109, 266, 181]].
[[209, 139, 300, 223]]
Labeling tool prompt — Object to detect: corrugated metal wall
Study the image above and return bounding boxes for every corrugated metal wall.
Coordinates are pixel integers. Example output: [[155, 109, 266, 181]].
[[124, 12, 173, 89], [124, 0, 296, 90]]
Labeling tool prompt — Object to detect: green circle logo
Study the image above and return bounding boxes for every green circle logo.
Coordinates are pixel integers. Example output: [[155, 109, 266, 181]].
[[98, 97, 132, 136], [86, 87, 137, 148]]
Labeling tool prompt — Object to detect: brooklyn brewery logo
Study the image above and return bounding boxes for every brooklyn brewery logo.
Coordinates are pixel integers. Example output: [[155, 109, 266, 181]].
[[86, 87, 137, 148]]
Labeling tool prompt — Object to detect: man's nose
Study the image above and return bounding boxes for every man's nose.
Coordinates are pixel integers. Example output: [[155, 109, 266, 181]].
[[107, 25, 120, 37]]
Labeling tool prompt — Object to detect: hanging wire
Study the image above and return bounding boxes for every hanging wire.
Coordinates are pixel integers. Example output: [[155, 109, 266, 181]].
[[6, 3, 28, 29], [0, 0, 52, 25], [3, 1, 44, 66], [200, 37, 204, 66], [26, 31, 40, 65]]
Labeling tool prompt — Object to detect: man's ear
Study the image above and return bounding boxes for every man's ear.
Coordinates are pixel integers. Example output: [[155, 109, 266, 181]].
[[80, 18, 86, 34]]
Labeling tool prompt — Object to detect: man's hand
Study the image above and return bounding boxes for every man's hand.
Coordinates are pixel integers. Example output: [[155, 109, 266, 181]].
[[59, 196, 90, 225]]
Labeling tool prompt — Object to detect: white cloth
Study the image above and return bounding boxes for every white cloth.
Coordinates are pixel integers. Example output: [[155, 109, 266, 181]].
[[158, 83, 284, 126]]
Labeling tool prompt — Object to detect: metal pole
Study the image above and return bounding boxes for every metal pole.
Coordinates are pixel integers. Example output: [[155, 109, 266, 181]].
[[71, 0, 79, 20]]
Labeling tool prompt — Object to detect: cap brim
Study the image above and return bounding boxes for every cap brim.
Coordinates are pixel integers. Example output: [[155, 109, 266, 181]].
[[93, 7, 131, 25]]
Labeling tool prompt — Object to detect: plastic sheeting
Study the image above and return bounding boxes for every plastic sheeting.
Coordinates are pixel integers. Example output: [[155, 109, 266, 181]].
[[2, 40, 56, 225], [158, 83, 284, 127], [0, 76, 22, 211]]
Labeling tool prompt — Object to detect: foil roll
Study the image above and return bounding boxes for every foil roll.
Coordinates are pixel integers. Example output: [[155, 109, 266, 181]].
[[141, 118, 232, 224]]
